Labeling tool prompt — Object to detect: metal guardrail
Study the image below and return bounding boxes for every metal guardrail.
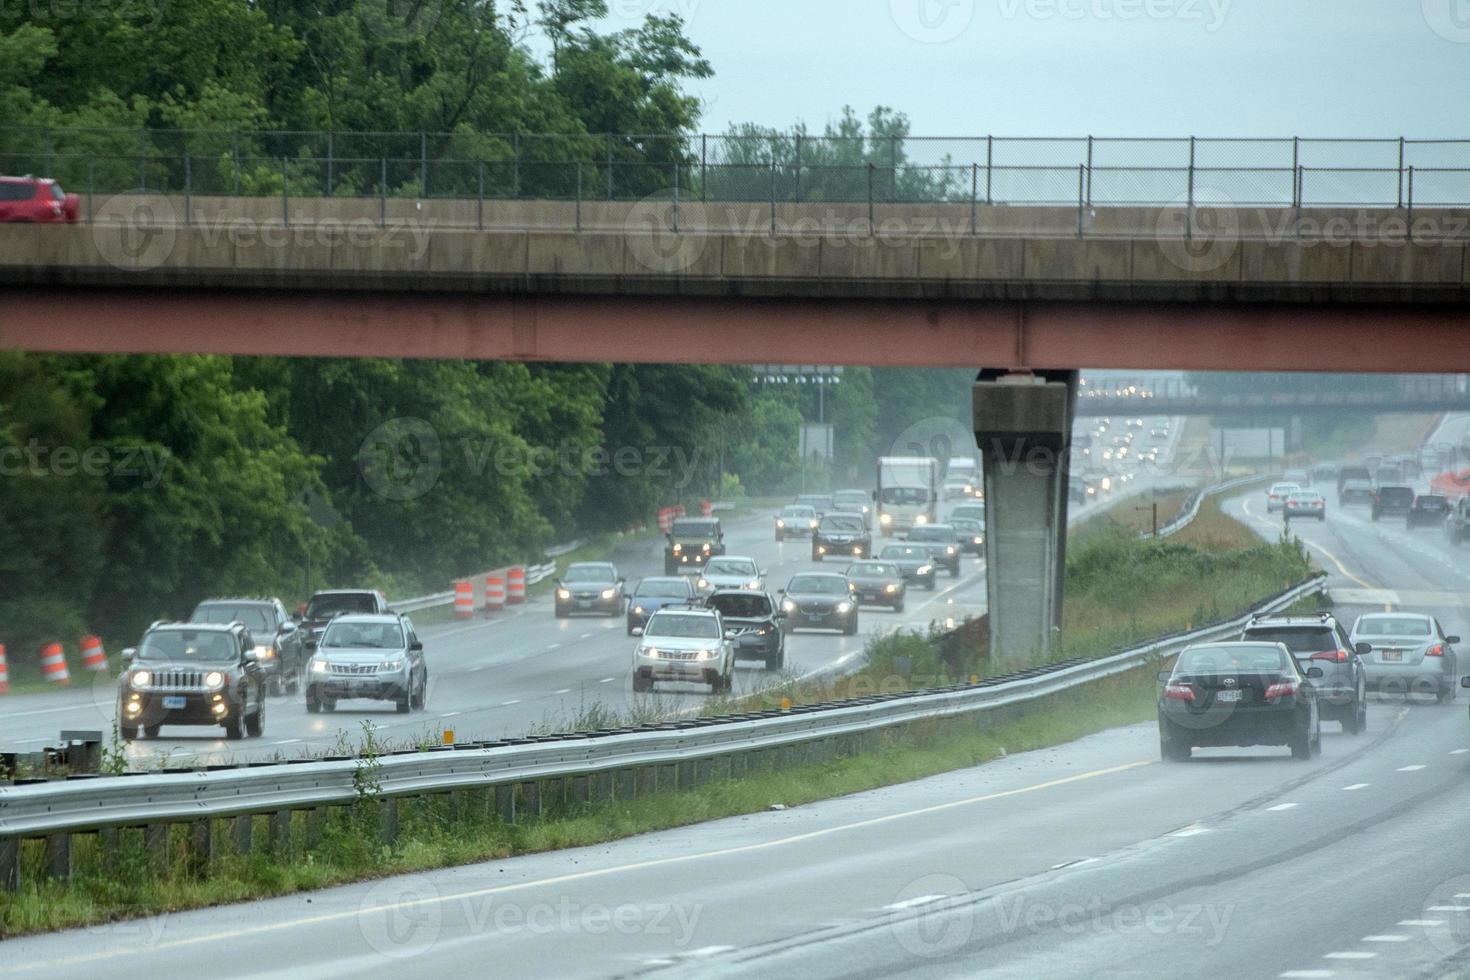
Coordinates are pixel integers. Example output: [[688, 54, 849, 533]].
[[390, 557, 562, 614], [1149, 475, 1271, 539], [0, 573, 1326, 888]]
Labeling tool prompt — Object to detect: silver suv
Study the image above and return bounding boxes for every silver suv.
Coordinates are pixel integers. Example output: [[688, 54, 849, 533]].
[[1239, 613, 1367, 734], [305, 613, 427, 714], [632, 606, 734, 694]]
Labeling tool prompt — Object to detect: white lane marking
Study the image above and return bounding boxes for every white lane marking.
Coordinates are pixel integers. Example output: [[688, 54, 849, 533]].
[[554, 688, 571, 695], [1427, 905, 1470, 912], [1456, 893, 1470, 899], [1279, 972, 1335, 979], [1399, 919, 1444, 926], [1266, 803, 1298, 812], [272, 739, 302, 745], [1170, 826, 1212, 838], [1322, 952, 1376, 960], [1342, 783, 1370, 791], [579, 632, 594, 639], [1452, 748, 1470, 755], [1362, 935, 1409, 943], [501, 699, 521, 706], [469, 666, 486, 672], [599, 677, 615, 684], [442, 712, 460, 718], [548, 643, 561, 650], [1398, 765, 1427, 772], [884, 894, 949, 911], [685, 946, 735, 958]]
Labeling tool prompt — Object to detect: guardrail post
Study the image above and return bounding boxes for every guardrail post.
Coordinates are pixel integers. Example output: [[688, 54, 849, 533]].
[[617, 768, 636, 801], [269, 810, 291, 854], [0, 837, 18, 892], [231, 815, 252, 854], [572, 774, 591, 808], [44, 833, 70, 881], [145, 823, 169, 876], [495, 783, 516, 824], [378, 798, 399, 845], [519, 780, 542, 818], [188, 820, 212, 879], [305, 808, 325, 850]]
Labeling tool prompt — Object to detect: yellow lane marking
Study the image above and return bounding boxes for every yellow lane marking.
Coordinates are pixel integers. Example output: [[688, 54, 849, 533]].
[[1239, 498, 1389, 610], [6, 759, 1153, 972]]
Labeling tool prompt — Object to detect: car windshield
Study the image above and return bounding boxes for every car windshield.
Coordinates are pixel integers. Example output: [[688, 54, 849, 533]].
[[192, 604, 274, 634], [137, 630, 237, 662], [304, 593, 378, 618], [707, 594, 772, 618], [907, 526, 953, 541], [820, 515, 864, 532], [671, 520, 717, 538], [879, 487, 929, 504], [787, 575, 848, 594], [1288, 492, 1319, 501], [1356, 617, 1432, 638], [832, 492, 867, 507], [952, 519, 982, 534], [796, 496, 832, 509], [635, 579, 691, 598], [1174, 645, 1290, 674], [644, 613, 719, 639], [704, 558, 756, 577], [1242, 626, 1336, 655], [951, 506, 985, 521], [1378, 487, 1414, 502], [780, 506, 814, 518], [1270, 483, 1299, 494], [880, 546, 925, 561], [849, 562, 898, 577], [321, 621, 404, 649], [1414, 496, 1448, 510], [564, 564, 616, 583]]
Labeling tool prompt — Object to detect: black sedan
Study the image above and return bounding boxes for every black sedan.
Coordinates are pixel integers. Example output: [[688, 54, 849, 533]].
[[1407, 493, 1450, 529], [949, 517, 985, 556], [877, 544, 938, 591], [905, 524, 962, 577], [1158, 641, 1322, 762], [779, 573, 859, 635], [812, 512, 872, 562], [845, 560, 906, 611]]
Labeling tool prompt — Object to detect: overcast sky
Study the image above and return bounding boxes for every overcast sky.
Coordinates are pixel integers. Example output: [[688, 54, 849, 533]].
[[579, 0, 1468, 139]]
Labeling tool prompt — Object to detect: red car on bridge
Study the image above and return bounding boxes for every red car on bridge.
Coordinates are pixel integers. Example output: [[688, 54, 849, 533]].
[[0, 175, 80, 223]]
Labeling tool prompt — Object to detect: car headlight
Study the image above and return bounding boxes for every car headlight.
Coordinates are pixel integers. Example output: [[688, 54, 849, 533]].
[[776, 519, 786, 527], [818, 545, 827, 554], [203, 671, 225, 690], [556, 588, 571, 599], [915, 515, 928, 524], [946, 545, 956, 554], [311, 659, 328, 674], [836, 601, 853, 613], [672, 543, 683, 553], [633, 605, 645, 614], [808, 520, 818, 528], [918, 564, 933, 575], [973, 536, 984, 545], [880, 513, 892, 524], [697, 578, 709, 590], [253, 645, 275, 660], [747, 579, 761, 589], [641, 647, 660, 659], [702, 543, 711, 552], [782, 600, 796, 612], [380, 658, 404, 672], [695, 649, 715, 660], [131, 669, 152, 689], [862, 505, 870, 513], [755, 627, 768, 635], [885, 583, 898, 593], [601, 588, 617, 599]]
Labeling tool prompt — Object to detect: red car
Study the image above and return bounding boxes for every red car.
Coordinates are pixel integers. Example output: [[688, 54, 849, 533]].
[[0, 176, 80, 223]]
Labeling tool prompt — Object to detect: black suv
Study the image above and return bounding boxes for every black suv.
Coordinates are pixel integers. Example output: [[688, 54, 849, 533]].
[[812, 512, 872, 562], [1371, 485, 1415, 521], [1239, 613, 1367, 734], [190, 597, 306, 696], [300, 589, 392, 645], [1447, 496, 1470, 546], [117, 621, 267, 740], [665, 517, 725, 574], [905, 523, 963, 577], [704, 589, 786, 670], [1406, 493, 1450, 529]]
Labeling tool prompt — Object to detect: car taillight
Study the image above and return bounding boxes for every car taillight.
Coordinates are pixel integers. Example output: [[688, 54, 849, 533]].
[[1426, 644, 1445, 657], [1263, 678, 1299, 700], [1310, 649, 1349, 662], [1164, 683, 1195, 701]]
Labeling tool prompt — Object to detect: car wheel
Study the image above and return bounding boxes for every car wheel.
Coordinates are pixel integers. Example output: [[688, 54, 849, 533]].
[[246, 699, 265, 737], [143, 724, 161, 739], [925, 578, 936, 591], [306, 691, 321, 713], [895, 599, 905, 613], [811, 551, 821, 563], [269, 675, 285, 697], [1159, 729, 1190, 762], [224, 716, 244, 740], [633, 673, 652, 693], [555, 605, 568, 619], [413, 675, 427, 710], [286, 670, 300, 696], [321, 697, 336, 713], [844, 615, 859, 636], [1342, 697, 1365, 735], [119, 725, 138, 741], [1439, 683, 1455, 704], [1290, 725, 1313, 760]]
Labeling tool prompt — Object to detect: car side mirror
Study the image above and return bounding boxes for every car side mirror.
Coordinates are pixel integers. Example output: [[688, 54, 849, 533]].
[[121, 647, 136, 661], [1156, 670, 1170, 683], [280, 621, 297, 634], [631, 627, 644, 636], [1354, 642, 1372, 656], [304, 636, 318, 650], [243, 649, 258, 663], [1448, 635, 1461, 645], [724, 629, 737, 638], [1306, 666, 1325, 679], [410, 641, 423, 652]]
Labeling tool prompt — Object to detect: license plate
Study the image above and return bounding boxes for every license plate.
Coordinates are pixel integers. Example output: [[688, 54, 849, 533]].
[[162, 695, 187, 710], [1382, 650, 1403, 662], [576, 600, 593, 608], [1216, 689, 1242, 703]]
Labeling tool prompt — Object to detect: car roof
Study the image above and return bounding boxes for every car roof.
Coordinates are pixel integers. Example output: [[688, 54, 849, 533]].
[[196, 597, 276, 606], [1245, 615, 1337, 628], [323, 613, 404, 625], [311, 588, 382, 597], [1354, 611, 1431, 623], [705, 554, 756, 564], [567, 561, 616, 569], [707, 588, 768, 598], [788, 571, 850, 580], [649, 606, 718, 617], [151, 621, 237, 633]]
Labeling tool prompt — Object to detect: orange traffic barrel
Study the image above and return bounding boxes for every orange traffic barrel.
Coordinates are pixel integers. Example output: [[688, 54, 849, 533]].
[[40, 642, 70, 686], [507, 566, 526, 604], [700, 499, 713, 517], [453, 580, 474, 619], [0, 644, 8, 694], [485, 573, 506, 613], [80, 634, 108, 673]]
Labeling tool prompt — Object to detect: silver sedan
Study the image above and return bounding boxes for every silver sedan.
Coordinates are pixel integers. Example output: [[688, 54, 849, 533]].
[[1349, 612, 1459, 702]]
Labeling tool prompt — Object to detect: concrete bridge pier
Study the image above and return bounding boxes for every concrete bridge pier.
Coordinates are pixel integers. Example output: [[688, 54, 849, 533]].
[[973, 369, 1079, 663]]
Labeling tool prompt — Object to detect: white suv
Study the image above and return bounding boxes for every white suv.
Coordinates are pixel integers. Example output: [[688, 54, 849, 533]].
[[632, 607, 735, 694]]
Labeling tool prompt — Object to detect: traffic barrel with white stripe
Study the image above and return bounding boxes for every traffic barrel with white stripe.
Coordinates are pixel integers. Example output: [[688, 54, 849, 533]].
[[485, 572, 506, 613], [80, 635, 108, 673], [658, 507, 675, 532], [507, 566, 526, 604], [0, 644, 8, 694], [39, 642, 70, 686], [454, 580, 474, 619], [700, 499, 713, 517]]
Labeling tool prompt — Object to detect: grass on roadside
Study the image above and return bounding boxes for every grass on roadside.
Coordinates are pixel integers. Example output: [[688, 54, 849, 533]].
[[0, 665, 1159, 938]]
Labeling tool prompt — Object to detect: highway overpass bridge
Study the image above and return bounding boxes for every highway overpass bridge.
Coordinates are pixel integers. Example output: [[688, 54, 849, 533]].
[[1, 174, 1467, 661], [1074, 374, 1470, 417]]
